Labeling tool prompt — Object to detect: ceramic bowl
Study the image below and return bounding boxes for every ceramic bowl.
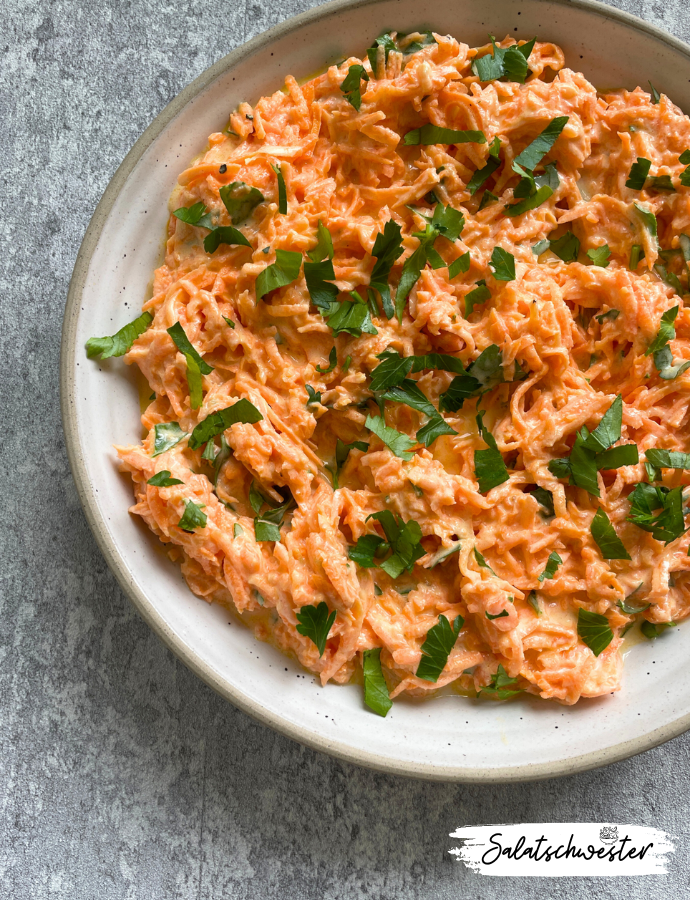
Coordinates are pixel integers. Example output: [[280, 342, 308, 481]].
[[61, 0, 690, 781]]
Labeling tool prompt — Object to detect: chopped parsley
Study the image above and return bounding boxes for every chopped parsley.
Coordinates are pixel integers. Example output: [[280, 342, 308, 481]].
[[365, 414, 416, 460], [641, 620, 675, 639], [448, 251, 471, 278], [255, 249, 302, 299], [649, 174, 675, 192], [587, 245, 611, 267], [203, 225, 251, 254], [490, 246, 516, 281], [595, 309, 619, 323], [188, 399, 263, 449], [486, 609, 509, 620], [152, 422, 187, 457], [627, 482, 686, 544], [646, 305, 690, 379], [513, 116, 569, 172], [531, 486, 555, 517], [625, 157, 651, 190], [369, 219, 404, 318], [439, 344, 503, 412], [173, 201, 211, 227], [415, 614, 464, 682], [464, 280, 491, 316], [305, 385, 322, 405], [307, 220, 335, 262], [147, 470, 183, 487], [403, 125, 486, 146], [649, 81, 661, 104], [341, 63, 369, 110], [538, 551, 563, 581], [381, 379, 457, 447], [254, 501, 290, 542], [467, 137, 501, 195], [351, 510, 424, 578], [333, 439, 368, 487], [634, 202, 659, 246], [646, 448, 690, 469], [295, 602, 336, 656], [479, 664, 522, 700], [271, 163, 287, 214], [577, 608, 613, 656], [474, 410, 509, 493], [177, 499, 207, 532], [86, 311, 153, 360], [167, 321, 213, 410], [362, 648, 392, 716], [474, 548, 496, 574], [367, 33, 397, 71], [630, 243, 643, 270], [219, 182, 264, 224], [549, 231, 580, 263], [590, 507, 631, 560], [471, 36, 535, 84]]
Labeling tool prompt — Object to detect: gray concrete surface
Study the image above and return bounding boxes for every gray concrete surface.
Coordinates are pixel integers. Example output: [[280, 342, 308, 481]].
[[1, 0, 689, 896]]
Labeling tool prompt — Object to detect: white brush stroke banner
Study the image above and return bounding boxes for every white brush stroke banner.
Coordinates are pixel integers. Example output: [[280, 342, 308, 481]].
[[449, 824, 674, 876]]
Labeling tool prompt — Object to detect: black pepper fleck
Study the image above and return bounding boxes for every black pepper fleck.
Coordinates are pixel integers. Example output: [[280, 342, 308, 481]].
[[219, 164, 227, 174]]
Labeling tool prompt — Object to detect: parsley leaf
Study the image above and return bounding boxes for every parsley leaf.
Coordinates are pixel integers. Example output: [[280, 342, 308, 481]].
[[630, 243, 643, 270], [254, 501, 290, 542], [582, 394, 623, 452], [305, 385, 321, 405], [475, 411, 509, 493], [308, 220, 335, 263], [304, 258, 339, 309], [219, 182, 264, 224], [646, 448, 690, 469], [514, 117, 569, 172], [654, 263, 683, 295], [533, 239, 550, 255], [504, 185, 554, 216], [369, 220, 404, 318], [341, 63, 369, 110], [86, 311, 153, 360], [411, 352, 468, 375], [634, 202, 659, 246], [471, 36, 535, 85], [320, 292, 378, 337], [178, 499, 207, 532], [147, 470, 183, 487], [188, 399, 263, 449], [641, 620, 675, 639], [173, 201, 211, 226], [596, 309, 619, 323], [448, 252, 471, 278], [212, 434, 232, 485], [479, 189, 499, 210], [479, 664, 522, 700], [167, 321, 213, 410], [438, 344, 503, 412], [153, 422, 187, 457], [538, 551, 563, 581], [549, 231, 580, 263], [590, 507, 631, 559], [531, 486, 555, 517], [365, 414, 416, 460], [415, 614, 464, 682], [486, 609, 509, 620], [490, 247, 516, 281], [362, 648, 392, 716], [465, 279, 491, 316], [381, 379, 457, 447], [577, 608, 614, 656], [474, 548, 496, 574], [255, 249, 302, 299], [627, 482, 686, 543], [366, 510, 425, 578], [467, 137, 502, 194], [203, 225, 251, 254], [334, 439, 368, 487], [527, 592, 542, 616], [595, 443, 639, 469], [626, 157, 651, 190], [649, 81, 661, 104], [403, 125, 486, 146], [367, 33, 396, 71], [646, 305, 679, 356], [349, 533, 388, 567], [427, 542, 462, 568], [295, 602, 336, 656], [618, 590, 650, 615], [587, 244, 611, 267], [271, 163, 287, 214], [649, 174, 675, 192], [370, 349, 414, 391]]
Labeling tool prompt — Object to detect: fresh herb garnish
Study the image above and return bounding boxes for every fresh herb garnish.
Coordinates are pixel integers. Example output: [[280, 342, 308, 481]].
[[527, 592, 542, 616], [219, 182, 264, 224], [271, 163, 287, 214], [415, 614, 464, 682], [369, 219, 404, 318], [577, 608, 613, 656], [317, 291, 378, 337], [254, 501, 290, 542], [634, 202, 659, 246], [645, 305, 690, 379], [341, 63, 369, 110], [474, 548, 496, 574], [333, 439, 368, 487], [86, 310, 153, 360], [367, 33, 397, 71], [403, 125, 486, 146], [448, 251, 471, 278], [369, 349, 414, 391], [223, 316, 235, 329], [177, 498, 207, 532], [315, 347, 337, 374], [348, 533, 388, 567], [486, 609, 509, 620], [654, 263, 683, 295], [479, 664, 522, 700], [203, 225, 252, 254], [627, 482, 686, 543], [465, 280, 491, 316], [381, 379, 457, 447], [212, 434, 232, 485], [365, 510, 425, 578], [513, 117, 569, 172], [304, 258, 339, 309], [147, 470, 183, 487], [618, 591, 650, 615], [307, 220, 335, 262], [590, 507, 631, 560], [479, 189, 499, 210], [167, 322, 214, 410], [438, 344, 503, 412], [630, 243, 643, 270], [646, 448, 690, 469], [173, 201, 212, 227], [467, 137, 501, 195], [549, 231, 580, 263], [538, 551, 563, 582], [649, 174, 675, 192], [595, 309, 619, 323], [152, 422, 187, 456], [505, 185, 554, 216], [188, 399, 263, 449], [362, 648, 392, 716], [649, 81, 661, 104], [255, 249, 302, 299], [587, 245, 611, 267], [531, 486, 555, 517], [471, 36, 535, 84], [295, 602, 336, 656], [490, 247, 516, 281], [641, 620, 675, 639], [427, 542, 462, 568], [625, 157, 651, 190], [474, 411, 509, 493], [365, 414, 416, 460], [305, 385, 322, 405]]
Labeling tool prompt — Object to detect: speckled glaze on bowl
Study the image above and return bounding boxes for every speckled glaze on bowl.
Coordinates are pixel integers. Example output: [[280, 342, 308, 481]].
[[61, 0, 690, 782]]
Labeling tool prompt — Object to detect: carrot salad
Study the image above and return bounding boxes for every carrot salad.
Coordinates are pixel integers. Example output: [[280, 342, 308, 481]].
[[88, 32, 690, 710]]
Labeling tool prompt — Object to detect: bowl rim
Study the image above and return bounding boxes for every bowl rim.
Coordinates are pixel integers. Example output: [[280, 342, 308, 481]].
[[61, 0, 690, 782]]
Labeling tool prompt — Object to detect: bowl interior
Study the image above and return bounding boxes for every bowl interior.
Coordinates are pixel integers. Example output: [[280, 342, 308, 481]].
[[62, 0, 690, 781]]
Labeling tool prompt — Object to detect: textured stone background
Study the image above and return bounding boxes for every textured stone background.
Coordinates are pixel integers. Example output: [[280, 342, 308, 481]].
[[1, 0, 689, 896]]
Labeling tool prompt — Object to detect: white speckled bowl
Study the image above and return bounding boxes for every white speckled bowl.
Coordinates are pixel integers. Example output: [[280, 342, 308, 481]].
[[61, 0, 690, 781]]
